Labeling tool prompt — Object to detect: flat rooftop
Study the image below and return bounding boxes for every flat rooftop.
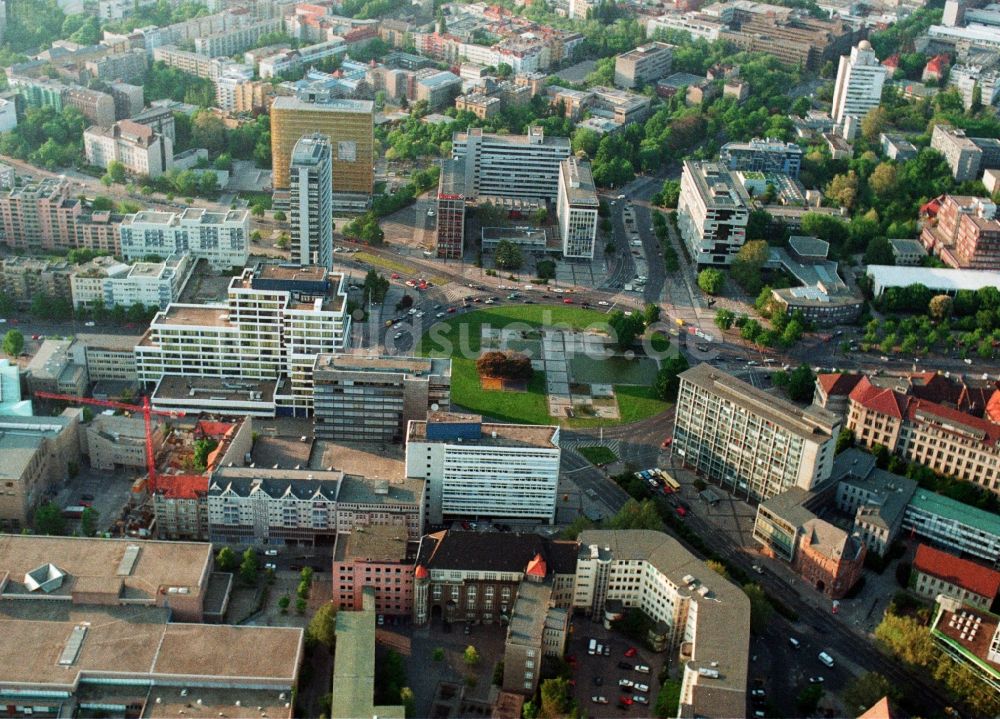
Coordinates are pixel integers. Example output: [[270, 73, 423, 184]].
[[312, 440, 406, 481], [408, 419, 559, 449], [867, 265, 1000, 294], [153, 375, 277, 405], [0, 604, 302, 690], [337, 475, 423, 506], [255, 264, 329, 283], [561, 157, 599, 206], [331, 600, 405, 719], [315, 352, 445, 377], [333, 526, 412, 563], [680, 363, 838, 439], [156, 303, 232, 328], [272, 94, 375, 114], [0, 534, 210, 601]]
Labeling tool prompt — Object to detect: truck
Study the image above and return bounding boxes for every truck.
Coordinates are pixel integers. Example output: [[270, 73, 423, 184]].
[[588, 639, 597, 655], [62, 506, 86, 519]]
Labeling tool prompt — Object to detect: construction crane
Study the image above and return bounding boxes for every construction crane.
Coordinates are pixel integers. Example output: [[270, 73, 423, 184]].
[[33, 392, 184, 494]]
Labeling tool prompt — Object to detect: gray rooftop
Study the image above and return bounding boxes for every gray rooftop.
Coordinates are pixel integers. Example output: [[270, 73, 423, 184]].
[[681, 363, 838, 440], [273, 94, 374, 114], [291, 134, 331, 166], [683, 160, 751, 210], [560, 157, 599, 207]]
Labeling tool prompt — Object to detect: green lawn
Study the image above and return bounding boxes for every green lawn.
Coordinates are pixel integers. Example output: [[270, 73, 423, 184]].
[[578, 446, 618, 465], [418, 307, 671, 426]]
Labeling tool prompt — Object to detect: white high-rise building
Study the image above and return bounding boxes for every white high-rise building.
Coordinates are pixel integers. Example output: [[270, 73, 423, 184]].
[[119, 208, 250, 270], [452, 126, 571, 201], [289, 134, 333, 269], [831, 40, 887, 140], [557, 157, 599, 259], [405, 412, 561, 525], [136, 263, 351, 416]]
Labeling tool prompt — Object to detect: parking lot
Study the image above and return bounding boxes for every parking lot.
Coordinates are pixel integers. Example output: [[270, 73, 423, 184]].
[[565, 618, 667, 716], [54, 463, 139, 535]]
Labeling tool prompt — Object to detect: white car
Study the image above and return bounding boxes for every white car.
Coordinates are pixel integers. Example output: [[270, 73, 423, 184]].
[[408, 308, 417, 315], [634, 683, 649, 693], [618, 679, 634, 689], [552, 288, 564, 293], [598, 300, 610, 306], [632, 695, 648, 705], [84, 321, 95, 327], [436, 312, 446, 318], [264, 563, 276, 570], [415, 311, 425, 318], [393, 332, 403, 340], [591, 696, 608, 705], [426, 209, 435, 217]]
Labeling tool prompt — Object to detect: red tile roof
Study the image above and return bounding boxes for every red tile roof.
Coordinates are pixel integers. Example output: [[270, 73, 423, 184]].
[[817, 372, 863, 397], [157, 474, 208, 500], [849, 377, 909, 418], [914, 544, 1000, 600], [526, 552, 547, 578], [415, 564, 428, 580], [882, 53, 900, 69], [859, 697, 899, 719], [908, 397, 1000, 446]]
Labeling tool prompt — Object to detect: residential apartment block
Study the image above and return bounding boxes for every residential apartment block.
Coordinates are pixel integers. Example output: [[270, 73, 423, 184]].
[[405, 412, 561, 525], [70, 253, 194, 310], [193, 17, 282, 57], [0, 255, 74, 307], [270, 94, 374, 199], [720, 137, 803, 178], [289, 134, 333, 269], [136, 264, 350, 417], [614, 41, 673, 89], [118, 208, 250, 270], [0, 177, 119, 254], [0, 412, 82, 533], [557, 157, 599, 259], [313, 353, 451, 443], [677, 161, 752, 266], [0, 534, 303, 716], [452, 126, 571, 201], [673, 363, 840, 501], [912, 544, 1000, 610], [84, 120, 173, 179], [436, 159, 468, 259], [415, 69, 462, 110], [931, 124, 1000, 182]]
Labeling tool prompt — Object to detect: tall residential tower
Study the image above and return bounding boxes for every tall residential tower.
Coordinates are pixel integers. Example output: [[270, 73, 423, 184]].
[[831, 40, 887, 140], [289, 134, 333, 269]]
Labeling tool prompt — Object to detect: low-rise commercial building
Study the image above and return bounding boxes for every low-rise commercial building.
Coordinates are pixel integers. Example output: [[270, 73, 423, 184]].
[[767, 237, 864, 326], [84, 120, 173, 178], [673, 363, 840, 501], [867, 265, 1000, 297], [677, 161, 751, 266], [405, 412, 561, 525], [0, 534, 303, 716], [912, 544, 1000, 609], [415, 69, 462, 110], [119, 208, 250, 270], [84, 412, 162, 471], [930, 597, 1000, 693], [25, 339, 89, 397], [889, 238, 927, 265], [313, 353, 451, 442]]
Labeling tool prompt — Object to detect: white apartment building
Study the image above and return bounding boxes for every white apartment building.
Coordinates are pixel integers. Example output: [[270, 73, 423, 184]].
[[214, 64, 254, 110], [118, 208, 250, 270], [70, 252, 194, 310], [290, 134, 333, 269], [831, 40, 887, 140], [677, 160, 751, 266], [673, 363, 841, 501], [574, 530, 749, 718], [557, 157, 599, 259], [135, 263, 350, 416], [452, 126, 571, 201], [645, 13, 724, 41], [405, 412, 561, 525], [258, 39, 347, 79], [84, 120, 173, 179]]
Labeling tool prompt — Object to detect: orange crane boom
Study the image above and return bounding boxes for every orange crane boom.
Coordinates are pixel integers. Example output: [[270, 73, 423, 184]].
[[33, 391, 184, 494]]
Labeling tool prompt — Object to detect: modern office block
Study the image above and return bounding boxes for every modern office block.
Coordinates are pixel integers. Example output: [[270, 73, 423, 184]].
[[677, 161, 751, 266], [719, 136, 803, 178], [436, 159, 467, 259], [452, 126, 570, 201]]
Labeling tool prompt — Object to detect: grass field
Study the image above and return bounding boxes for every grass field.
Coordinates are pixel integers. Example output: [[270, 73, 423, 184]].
[[577, 446, 618, 465], [418, 307, 672, 426]]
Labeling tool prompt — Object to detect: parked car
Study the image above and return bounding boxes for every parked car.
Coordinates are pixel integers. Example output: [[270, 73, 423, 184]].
[[634, 683, 649, 693], [592, 696, 608, 705], [624, 647, 637, 657], [634, 664, 649, 674], [618, 661, 632, 670], [618, 679, 634, 689], [632, 695, 648, 705], [809, 676, 824, 684]]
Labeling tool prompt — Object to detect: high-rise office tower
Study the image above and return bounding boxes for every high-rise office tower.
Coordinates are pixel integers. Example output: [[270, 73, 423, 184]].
[[289, 134, 333, 268]]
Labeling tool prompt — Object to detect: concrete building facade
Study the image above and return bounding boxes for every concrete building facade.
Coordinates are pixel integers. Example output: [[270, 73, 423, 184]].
[[677, 161, 751, 266], [614, 42, 674, 89], [118, 208, 250, 270], [556, 157, 599, 259], [452, 126, 570, 201], [84, 120, 173, 179], [831, 40, 887, 140], [289, 134, 333, 269]]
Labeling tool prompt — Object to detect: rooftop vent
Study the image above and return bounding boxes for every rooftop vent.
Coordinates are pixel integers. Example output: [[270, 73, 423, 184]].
[[24, 563, 66, 593]]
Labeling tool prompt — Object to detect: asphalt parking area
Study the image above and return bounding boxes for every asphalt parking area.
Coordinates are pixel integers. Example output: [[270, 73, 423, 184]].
[[566, 618, 663, 717]]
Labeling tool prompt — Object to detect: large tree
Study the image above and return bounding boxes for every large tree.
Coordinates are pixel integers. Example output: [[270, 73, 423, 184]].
[[608, 310, 645, 349], [731, 240, 770, 294], [3, 329, 24, 357], [476, 351, 533, 381], [654, 355, 690, 400], [306, 601, 338, 649], [494, 240, 523, 271]]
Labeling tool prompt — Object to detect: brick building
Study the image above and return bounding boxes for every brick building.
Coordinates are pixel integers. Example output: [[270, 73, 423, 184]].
[[332, 526, 416, 616]]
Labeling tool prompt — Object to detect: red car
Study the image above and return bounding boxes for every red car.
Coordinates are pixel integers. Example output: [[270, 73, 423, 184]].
[[675, 506, 687, 518], [661, 437, 673, 448], [447, 307, 457, 313], [391, 273, 400, 279], [620, 696, 634, 706], [563, 298, 573, 304], [624, 647, 637, 657]]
